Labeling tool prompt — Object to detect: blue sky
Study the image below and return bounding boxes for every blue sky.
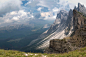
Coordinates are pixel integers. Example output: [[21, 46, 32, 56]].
[[0, 0, 86, 26], [22, 0, 28, 6]]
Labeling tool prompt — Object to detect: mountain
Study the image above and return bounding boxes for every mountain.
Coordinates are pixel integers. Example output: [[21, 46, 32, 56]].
[[21, 10, 69, 52], [1, 2, 86, 53], [46, 9, 86, 53], [43, 3, 86, 53], [0, 18, 54, 52], [23, 3, 86, 52], [0, 18, 54, 40], [39, 3, 86, 49]]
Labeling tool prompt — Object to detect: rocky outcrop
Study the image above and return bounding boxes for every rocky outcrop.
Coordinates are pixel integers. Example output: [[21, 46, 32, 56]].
[[73, 10, 85, 30], [45, 9, 86, 53], [49, 39, 71, 53], [70, 10, 86, 47]]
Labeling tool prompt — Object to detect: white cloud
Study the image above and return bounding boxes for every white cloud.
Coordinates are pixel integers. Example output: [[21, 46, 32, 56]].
[[65, 0, 86, 7], [12, 17, 19, 21], [37, 7, 42, 12], [37, 0, 70, 10], [0, 0, 86, 26], [41, 12, 52, 17], [40, 12, 56, 20], [0, 0, 22, 16], [43, 15, 56, 20], [18, 10, 27, 17], [37, 0, 48, 8], [52, 7, 59, 12], [25, 0, 71, 21], [10, 11, 17, 15], [25, 0, 39, 7], [4, 19, 12, 23], [25, 0, 82, 11], [0, 10, 34, 25]]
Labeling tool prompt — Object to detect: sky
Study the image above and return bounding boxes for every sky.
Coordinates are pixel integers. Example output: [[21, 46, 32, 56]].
[[0, 0, 86, 26]]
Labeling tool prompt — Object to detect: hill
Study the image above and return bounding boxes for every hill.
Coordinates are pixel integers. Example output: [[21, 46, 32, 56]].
[[1, 47, 86, 57]]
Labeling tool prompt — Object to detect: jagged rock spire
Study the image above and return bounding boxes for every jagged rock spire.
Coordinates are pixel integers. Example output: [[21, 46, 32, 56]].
[[74, 3, 86, 14]]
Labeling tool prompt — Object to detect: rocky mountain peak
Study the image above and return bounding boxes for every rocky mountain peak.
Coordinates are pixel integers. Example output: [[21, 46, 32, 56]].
[[56, 10, 68, 20], [78, 3, 84, 11], [74, 3, 86, 14], [28, 3, 86, 52], [45, 9, 86, 53], [47, 10, 68, 34], [43, 3, 86, 53]]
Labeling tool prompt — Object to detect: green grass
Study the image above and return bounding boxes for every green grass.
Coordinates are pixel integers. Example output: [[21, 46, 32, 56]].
[[1, 47, 86, 57], [78, 11, 83, 15], [0, 49, 25, 57]]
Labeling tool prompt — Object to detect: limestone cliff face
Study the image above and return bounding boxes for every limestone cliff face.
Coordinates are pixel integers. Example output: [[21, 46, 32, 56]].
[[73, 10, 85, 30], [65, 3, 86, 35], [47, 10, 68, 34], [70, 10, 86, 47], [65, 9, 73, 35], [45, 9, 86, 53]]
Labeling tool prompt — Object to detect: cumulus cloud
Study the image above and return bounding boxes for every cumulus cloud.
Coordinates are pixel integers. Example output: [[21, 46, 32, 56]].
[[40, 12, 56, 20], [0, 0, 22, 17], [25, 0, 39, 7], [4, 19, 12, 23], [41, 12, 52, 17], [25, 0, 85, 12], [0, 10, 34, 25], [65, 0, 86, 7], [37, 7, 42, 12], [10, 11, 17, 15], [0, 0, 86, 26], [24, 0, 72, 20], [52, 7, 59, 12], [12, 17, 19, 21], [37, 0, 71, 11], [34, 13, 41, 18]]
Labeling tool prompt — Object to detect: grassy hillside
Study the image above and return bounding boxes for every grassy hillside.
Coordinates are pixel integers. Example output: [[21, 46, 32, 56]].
[[1, 47, 86, 57]]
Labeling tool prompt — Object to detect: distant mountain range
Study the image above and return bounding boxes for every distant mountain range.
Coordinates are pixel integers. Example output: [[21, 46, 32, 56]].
[[0, 18, 54, 53]]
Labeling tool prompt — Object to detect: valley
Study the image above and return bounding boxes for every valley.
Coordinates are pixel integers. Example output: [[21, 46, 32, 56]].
[[0, 0, 86, 57]]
